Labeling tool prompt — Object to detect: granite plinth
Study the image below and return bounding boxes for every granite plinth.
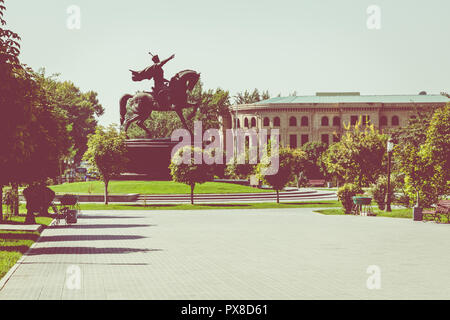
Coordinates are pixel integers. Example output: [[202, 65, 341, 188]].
[[119, 138, 179, 181]]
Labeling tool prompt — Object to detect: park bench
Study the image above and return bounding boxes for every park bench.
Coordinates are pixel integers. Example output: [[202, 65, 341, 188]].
[[308, 179, 326, 187], [422, 200, 450, 223]]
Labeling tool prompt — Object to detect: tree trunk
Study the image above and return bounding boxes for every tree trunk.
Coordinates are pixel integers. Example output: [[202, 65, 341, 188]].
[[25, 209, 36, 225], [0, 185, 3, 222], [13, 183, 19, 216], [276, 190, 280, 204], [190, 184, 195, 205], [104, 180, 109, 205]]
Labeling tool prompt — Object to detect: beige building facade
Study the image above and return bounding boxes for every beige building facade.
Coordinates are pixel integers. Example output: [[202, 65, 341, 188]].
[[225, 92, 449, 148]]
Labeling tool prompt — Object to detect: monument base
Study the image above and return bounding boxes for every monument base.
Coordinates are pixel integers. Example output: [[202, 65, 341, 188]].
[[116, 138, 179, 181]]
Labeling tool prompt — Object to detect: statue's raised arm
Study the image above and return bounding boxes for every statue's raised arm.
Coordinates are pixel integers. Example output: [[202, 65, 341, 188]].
[[160, 54, 175, 67]]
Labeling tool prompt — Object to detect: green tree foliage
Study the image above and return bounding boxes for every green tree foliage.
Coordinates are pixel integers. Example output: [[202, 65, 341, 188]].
[[233, 88, 270, 105], [225, 148, 257, 180], [300, 142, 328, 180], [0, 0, 20, 68], [256, 147, 301, 203], [369, 175, 405, 210], [1, 1, 103, 219], [422, 104, 450, 187], [169, 146, 214, 204], [322, 123, 387, 187], [337, 183, 363, 214], [0, 0, 26, 220], [83, 125, 129, 205], [32, 69, 104, 162], [394, 103, 450, 207], [1, 2, 71, 219], [289, 148, 308, 188]]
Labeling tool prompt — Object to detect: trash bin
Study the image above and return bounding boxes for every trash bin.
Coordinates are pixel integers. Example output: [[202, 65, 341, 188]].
[[65, 209, 78, 224]]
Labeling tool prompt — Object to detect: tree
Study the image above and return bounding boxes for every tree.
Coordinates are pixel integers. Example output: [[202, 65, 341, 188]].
[[169, 146, 214, 204], [322, 123, 387, 187], [83, 125, 129, 205], [422, 103, 450, 186], [290, 148, 308, 187], [32, 69, 104, 163], [395, 103, 450, 207], [225, 148, 257, 180], [300, 142, 328, 180], [233, 89, 270, 105], [256, 147, 298, 203], [0, 0, 24, 220]]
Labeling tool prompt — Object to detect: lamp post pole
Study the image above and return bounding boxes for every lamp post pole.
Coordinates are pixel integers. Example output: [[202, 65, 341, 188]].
[[234, 107, 238, 159], [386, 138, 394, 212]]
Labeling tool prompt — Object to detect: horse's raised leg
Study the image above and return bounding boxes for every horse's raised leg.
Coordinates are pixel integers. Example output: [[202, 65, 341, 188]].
[[137, 113, 152, 137], [124, 114, 140, 138], [175, 109, 193, 137]]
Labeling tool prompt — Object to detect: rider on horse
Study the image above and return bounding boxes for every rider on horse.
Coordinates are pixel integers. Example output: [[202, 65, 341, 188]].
[[130, 52, 175, 107], [122, 52, 200, 137], [145, 52, 174, 94]]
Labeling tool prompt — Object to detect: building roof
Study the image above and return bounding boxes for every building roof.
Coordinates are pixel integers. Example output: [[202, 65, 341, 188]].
[[254, 94, 449, 105]]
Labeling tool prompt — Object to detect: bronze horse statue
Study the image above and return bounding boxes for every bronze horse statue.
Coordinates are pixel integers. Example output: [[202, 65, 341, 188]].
[[120, 68, 200, 137]]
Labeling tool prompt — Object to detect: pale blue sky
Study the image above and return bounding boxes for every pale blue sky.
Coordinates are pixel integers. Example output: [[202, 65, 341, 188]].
[[5, 0, 450, 125]]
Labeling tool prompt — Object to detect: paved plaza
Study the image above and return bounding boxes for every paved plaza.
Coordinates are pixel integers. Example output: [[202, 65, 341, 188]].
[[0, 208, 449, 300]]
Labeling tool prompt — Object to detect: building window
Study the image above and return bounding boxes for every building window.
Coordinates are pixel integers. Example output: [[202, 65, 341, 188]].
[[274, 117, 281, 127], [333, 116, 340, 127], [251, 117, 257, 128], [333, 134, 341, 143], [301, 134, 309, 146], [321, 116, 329, 126], [263, 117, 270, 127], [289, 116, 297, 127], [362, 115, 370, 125], [289, 135, 297, 149], [392, 116, 400, 126], [380, 116, 387, 126], [301, 116, 309, 126], [244, 118, 249, 128], [350, 115, 358, 125], [321, 134, 329, 145]]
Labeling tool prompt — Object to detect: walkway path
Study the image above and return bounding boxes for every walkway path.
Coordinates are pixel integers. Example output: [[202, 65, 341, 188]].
[[0, 208, 449, 299]]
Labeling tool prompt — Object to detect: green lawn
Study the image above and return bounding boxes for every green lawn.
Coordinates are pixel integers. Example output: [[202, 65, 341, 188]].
[[0, 216, 52, 281], [0, 231, 40, 280], [78, 201, 342, 211], [314, 207, 413, 219], [49, 181, 272, 195]]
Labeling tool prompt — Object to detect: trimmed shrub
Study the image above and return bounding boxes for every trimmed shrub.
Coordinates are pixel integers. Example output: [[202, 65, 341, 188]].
[[370, 176, 388, 210], [337, 183, 363, 214]]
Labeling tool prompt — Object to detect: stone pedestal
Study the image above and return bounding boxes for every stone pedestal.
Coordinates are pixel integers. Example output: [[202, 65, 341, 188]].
[[118, 138, 179, 181]]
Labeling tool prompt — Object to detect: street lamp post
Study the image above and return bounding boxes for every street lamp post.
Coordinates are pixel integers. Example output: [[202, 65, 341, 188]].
[[386, 138, 394, 212], [234, 107, 239, 159]]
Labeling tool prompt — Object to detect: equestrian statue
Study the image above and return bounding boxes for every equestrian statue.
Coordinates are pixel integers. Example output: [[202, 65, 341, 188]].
[[120, 52, 200, 137]]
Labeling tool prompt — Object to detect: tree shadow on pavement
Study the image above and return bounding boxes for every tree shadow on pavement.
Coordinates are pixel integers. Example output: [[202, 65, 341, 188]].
[[51, 224, 156, 229], [26, 247, 162, 255], [78, 215, 145, 219], [39, 235, 147, 242]]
